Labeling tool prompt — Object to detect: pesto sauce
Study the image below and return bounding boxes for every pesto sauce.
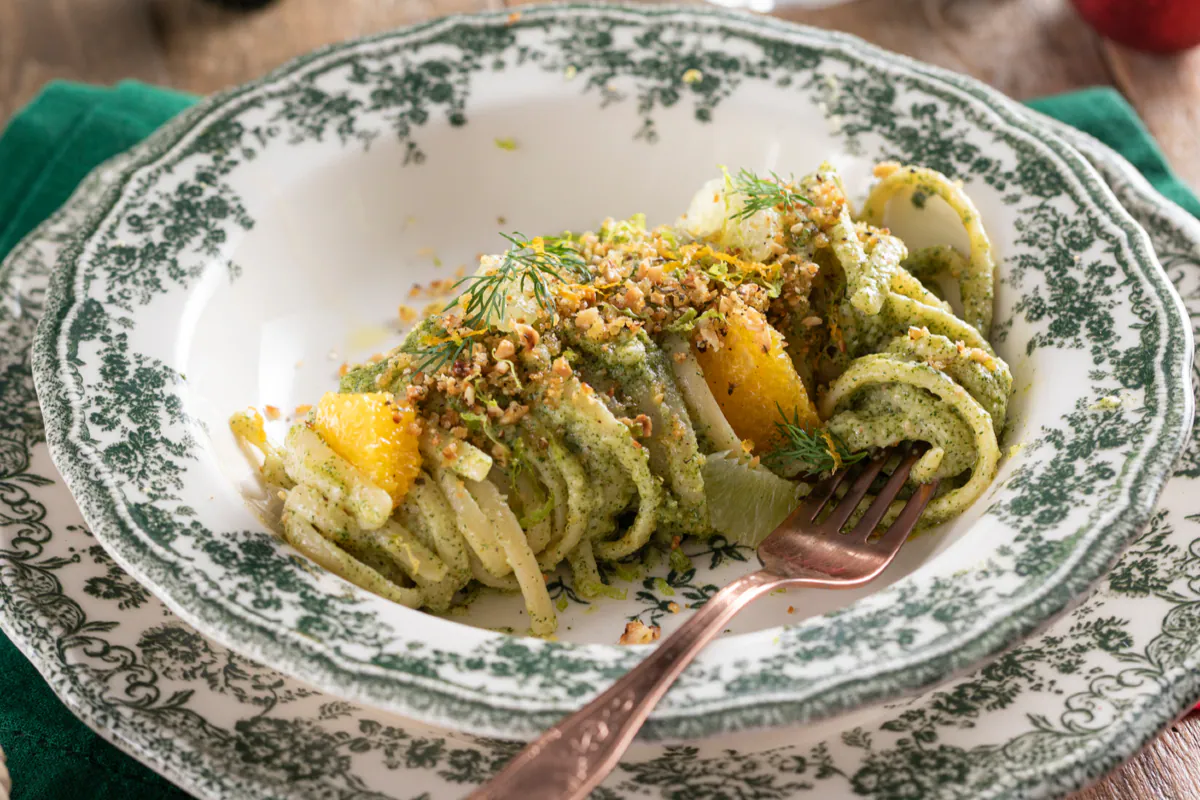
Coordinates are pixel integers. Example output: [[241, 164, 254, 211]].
[[566, 329, 710, 535], [827, 383, 976, 481]]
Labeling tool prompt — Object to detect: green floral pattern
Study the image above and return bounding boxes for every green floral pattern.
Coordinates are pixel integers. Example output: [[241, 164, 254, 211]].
[[1, 97, 1200, 799], [27, 5, 1194, 740]]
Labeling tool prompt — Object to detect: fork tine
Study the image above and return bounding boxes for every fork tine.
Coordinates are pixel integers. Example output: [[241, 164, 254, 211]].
[[846, 448, 923, 543], [818, 453, 889, 533], [794, 468, 851, 523], [871, 479, 940, 553]]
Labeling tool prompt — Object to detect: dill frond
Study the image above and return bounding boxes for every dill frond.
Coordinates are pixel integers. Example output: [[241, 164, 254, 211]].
[[763, 404, 865, 476], [730, 168, 813, 220], [453, 232, 589, 331], [408, 336, 467, 376], [410, 232, 588, 373]]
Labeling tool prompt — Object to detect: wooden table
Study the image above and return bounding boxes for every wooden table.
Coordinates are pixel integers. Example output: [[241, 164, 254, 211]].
[[1, 1, 1198, 797]]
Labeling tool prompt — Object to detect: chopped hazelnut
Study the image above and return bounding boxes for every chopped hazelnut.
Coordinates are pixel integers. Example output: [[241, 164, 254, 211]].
[[575, 307, 600, 329], [619, 620, 661, 645], [513, 322, 540, 350], [494, 338, 516, 360], [631, 414, 653, 438], [499, 402, 529, 426], [623, 281, 646, 313]]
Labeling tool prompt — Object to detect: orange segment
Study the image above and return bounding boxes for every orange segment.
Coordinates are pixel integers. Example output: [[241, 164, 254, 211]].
[[313, 392, 422, 505], [693, 307, 819, 452]]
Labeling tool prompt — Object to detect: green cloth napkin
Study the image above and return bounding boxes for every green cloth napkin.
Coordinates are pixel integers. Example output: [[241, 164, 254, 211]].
[[0, 80, 1197, 800], [0, 82, 196, 800], [1026, 87, 1200, 218]]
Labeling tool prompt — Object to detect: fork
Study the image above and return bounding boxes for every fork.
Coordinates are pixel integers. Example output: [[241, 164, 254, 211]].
[[468, 445, 939, 800]]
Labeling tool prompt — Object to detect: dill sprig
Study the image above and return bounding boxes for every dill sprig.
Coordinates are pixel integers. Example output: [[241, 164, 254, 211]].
[[764, 404, 866, 476], [730, 168, 813, 220], [409, 333, 469, 376], [410, 233, 588, 374], [453, 232, 589, 330]]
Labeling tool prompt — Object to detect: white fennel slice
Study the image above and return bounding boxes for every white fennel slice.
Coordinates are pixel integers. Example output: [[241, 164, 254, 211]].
[[701, 452, 806, 546]]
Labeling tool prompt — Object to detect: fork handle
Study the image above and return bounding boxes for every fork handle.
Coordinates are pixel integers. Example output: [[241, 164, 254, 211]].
[[467, 569, 785, 800]]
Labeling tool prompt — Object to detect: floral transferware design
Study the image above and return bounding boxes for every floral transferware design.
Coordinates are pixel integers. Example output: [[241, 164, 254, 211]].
[[28, 5, 1194, 739], [1, 108, 1200, 799]]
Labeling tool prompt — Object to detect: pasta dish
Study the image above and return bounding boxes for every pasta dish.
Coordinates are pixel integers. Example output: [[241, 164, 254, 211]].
[[232, 162, 1011, 636]]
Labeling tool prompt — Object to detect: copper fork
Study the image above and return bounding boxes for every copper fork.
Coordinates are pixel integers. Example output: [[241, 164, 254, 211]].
[[469, 445, 939, 800]]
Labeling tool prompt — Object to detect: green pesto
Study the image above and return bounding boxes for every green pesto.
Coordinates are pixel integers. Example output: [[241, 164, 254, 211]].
[[861, 167, 995, 335], [566, 329, 709, 534], [903, 244, 965, 281], [340, 359, 389, 393], [884, 332, 1012, 431], [284, 426, 384, 529], [853, 233, 907, 316], [526, 425, 592, 571], [343, 317, 441, 394], [401, 477, 471, 579], [821, 355, 1002, 526], [538, 384, 664, 560], [532, 406, 633, 539], [826, 383, 977, 482]]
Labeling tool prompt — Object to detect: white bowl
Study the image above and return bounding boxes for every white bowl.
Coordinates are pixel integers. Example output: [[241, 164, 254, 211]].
[[32, 4, 1193, 741]]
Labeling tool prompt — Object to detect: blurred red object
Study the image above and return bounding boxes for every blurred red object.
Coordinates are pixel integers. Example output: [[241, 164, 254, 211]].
[[1071, 0, 1200, 53]]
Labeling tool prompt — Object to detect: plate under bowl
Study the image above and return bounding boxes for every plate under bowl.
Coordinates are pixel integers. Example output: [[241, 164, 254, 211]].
[[32, 4, 1193, 741]]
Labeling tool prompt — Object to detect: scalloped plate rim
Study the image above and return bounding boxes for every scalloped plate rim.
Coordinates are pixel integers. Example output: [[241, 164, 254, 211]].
[[3, 100, 1200, 800], [28, 3, 1195, 740]]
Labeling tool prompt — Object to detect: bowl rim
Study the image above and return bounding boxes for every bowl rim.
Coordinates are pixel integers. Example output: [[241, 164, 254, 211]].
[[4, 115, 1200, 800], [31, 2, 1196, 741]]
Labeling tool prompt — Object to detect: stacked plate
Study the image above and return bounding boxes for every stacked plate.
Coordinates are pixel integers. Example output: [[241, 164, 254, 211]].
[[2, 5, 1197, 798]]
